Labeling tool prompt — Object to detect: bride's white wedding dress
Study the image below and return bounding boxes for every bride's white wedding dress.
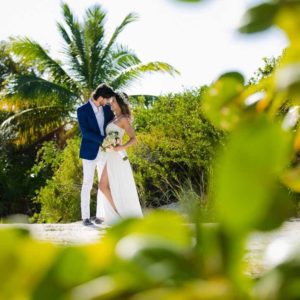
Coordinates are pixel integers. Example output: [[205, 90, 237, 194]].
[[99, 122, 143, 225]]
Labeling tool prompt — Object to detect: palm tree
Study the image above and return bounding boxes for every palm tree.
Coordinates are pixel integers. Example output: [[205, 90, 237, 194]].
[[0, 3, 178, 146]]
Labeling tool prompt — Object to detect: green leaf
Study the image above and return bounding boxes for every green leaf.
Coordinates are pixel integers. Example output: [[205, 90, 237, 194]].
[[202, 71, 245, 131], [275, 2, 300, 43], [239, 3, 279, 34], [10, 37, 75, 89], [255, 184, 294, 231], [32, 247, 91, 300], [218, 71, 245, 85], [110, 62, 179, 89], [5, 74, 78, 103], [101, 12, 139, 63], [212, 116, 292, 234], [0, 106, 70, 146], [0, 229, 57, 300], [107, 211, 192, 249]]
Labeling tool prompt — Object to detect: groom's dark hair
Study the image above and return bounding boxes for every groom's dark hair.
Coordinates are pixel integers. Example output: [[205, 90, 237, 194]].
[[92, 83, 115, 100]]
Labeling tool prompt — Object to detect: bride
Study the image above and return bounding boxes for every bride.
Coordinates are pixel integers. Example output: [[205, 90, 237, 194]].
[[98, 92, 143, 225]]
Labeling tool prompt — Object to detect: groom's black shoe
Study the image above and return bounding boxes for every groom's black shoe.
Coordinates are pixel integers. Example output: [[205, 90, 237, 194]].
[[94, 218, 104, 225], [83, 218, 93, 226]]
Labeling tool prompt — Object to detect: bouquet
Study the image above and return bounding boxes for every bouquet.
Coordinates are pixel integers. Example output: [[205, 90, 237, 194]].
[[101, 131, 128, 161]]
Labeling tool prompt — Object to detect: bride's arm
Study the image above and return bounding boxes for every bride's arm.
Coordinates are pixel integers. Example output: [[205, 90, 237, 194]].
[[113, 118, 137, 151]]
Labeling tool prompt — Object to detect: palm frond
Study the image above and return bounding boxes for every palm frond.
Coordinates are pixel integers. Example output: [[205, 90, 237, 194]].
[[60, 3, 88, 84], [5, 74, 79, 106], [57, 22, 72, 45], [95, 45, 141, 83], [57, 18, 86, 85], [0, 106, 70, 146], [10, 37, 78, 92], [56, 22, 82, 76], [111, 45, 141, 71], [0, 97, 35, 112], [83, 5, 106, 88], [110, 61, 180, 90], [57, 22, 86, 84], [100, 13, 138, 64]]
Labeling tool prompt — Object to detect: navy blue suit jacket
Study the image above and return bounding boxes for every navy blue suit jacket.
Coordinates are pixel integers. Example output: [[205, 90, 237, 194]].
[[77, 101, 114, 160]]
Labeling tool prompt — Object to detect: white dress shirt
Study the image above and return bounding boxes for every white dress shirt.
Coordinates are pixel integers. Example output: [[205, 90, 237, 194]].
[[89, 99, 105, 136]]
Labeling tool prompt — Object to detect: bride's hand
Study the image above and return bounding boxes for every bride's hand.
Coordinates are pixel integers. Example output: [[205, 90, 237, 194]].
[[113, 145, 125, 152]]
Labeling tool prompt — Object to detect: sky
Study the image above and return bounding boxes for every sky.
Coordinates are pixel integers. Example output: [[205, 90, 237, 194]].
[[0, 0, 288, 95]]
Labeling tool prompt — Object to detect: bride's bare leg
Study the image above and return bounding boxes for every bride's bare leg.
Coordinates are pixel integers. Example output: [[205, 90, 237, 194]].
[[99, 165, 120, 215]]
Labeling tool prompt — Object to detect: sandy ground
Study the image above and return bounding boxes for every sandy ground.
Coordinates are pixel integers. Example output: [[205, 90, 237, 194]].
[[0, 221, 107, 245], [245, 219, 300, 276]]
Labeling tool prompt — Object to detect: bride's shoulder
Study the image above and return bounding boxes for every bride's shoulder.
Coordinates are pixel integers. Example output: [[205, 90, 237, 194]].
[[116, 115, 131, 129]]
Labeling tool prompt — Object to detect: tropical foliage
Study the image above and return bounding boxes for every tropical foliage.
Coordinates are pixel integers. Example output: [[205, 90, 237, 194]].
[[129, 88, 223, 207], [31, 138, 83, 223], [0, 56, 40, 217]]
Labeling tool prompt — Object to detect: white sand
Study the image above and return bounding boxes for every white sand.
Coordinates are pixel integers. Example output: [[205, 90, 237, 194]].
[[0, 222, 107, 245]]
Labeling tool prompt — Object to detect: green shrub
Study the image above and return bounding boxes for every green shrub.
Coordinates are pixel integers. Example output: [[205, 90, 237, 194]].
[[129, 88, 224, 207], [0, 139, 39, 218], [34, 138, 90, 223]]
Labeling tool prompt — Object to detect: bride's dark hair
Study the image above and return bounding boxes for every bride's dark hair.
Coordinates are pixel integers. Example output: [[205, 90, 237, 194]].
[[115, 92, 132, 119]]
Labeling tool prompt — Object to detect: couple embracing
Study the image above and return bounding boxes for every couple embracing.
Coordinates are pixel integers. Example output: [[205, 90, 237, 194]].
[[77, 84, 143, 226]]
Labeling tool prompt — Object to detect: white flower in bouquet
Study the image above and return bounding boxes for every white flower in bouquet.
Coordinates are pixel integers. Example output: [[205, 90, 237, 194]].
[[101, 131, 119, 150], [101, 131, 128, 160]]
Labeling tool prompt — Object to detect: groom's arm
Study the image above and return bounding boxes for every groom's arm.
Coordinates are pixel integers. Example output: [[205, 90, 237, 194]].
[[77, 108, 104, 144]]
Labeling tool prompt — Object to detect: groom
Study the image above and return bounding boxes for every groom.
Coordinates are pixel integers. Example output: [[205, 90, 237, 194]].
[[77, 83, 115, 226]]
